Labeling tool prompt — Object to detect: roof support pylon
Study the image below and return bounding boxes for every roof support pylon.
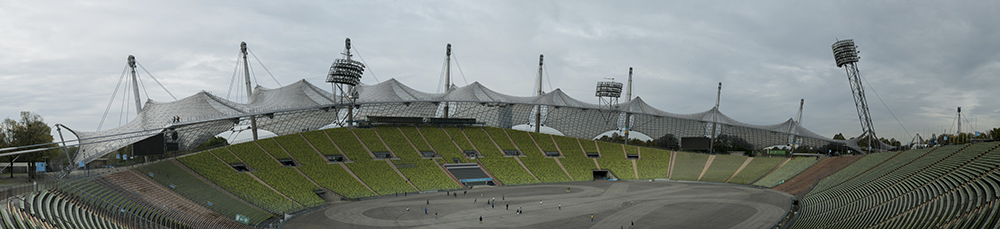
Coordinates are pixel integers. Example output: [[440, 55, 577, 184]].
[[535, 54, 544, 133], [709, 82, 721, 154], [624, 67, 633, 144], [128, 55, 142, 114], [241, 42, 258, 140], [444, 44, 452, 119]]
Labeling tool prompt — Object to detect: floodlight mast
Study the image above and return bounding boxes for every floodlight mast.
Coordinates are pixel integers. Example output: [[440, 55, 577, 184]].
[[127, 55, 142, 114], [833, 39, 879, 152], [241, 42, 258, 140], [535, 54, 544, 133], [595, 77, 624, 130], [957, 107, 961, 135], [327, 38, 366, 127]]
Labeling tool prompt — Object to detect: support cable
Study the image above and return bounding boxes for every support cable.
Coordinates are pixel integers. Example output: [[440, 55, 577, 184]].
[[137, 62, 177, 100], [120, 78, 130, 126], [544, 64, 554, 91], [452, 53, 470, 86], [227, 53, 242, 101], [951, 114, 958, 134], [963, 116, 977, 134], [351, 46, 380, 83], [248, 49, 282, 87], [248, 60, 259, 88], [859, 74, 912, 140], [97, 66, 129, 131], [437, 57, 448, 92], [137, 68, 150, 102]]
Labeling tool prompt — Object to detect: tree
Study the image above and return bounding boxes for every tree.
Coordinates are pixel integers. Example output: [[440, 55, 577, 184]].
[[879, 137, 902, 147], [655, 133, 680, 150], [195, 136, 230, 151], [1, 111, 57, 179], [833, 133, 846, 140], [713, 134, 752, 154], [990, 128, 1000, 141], [597, 133, 657, 147]]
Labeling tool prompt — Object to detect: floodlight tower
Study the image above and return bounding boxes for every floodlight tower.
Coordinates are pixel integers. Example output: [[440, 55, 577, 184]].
[[327, 38, 366, 126], [833, 39, 879, 151], [957, 107, 962, 135], [596, 78, 624, 128]]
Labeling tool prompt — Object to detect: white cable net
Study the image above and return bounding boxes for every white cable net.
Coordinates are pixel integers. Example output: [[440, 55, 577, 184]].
[[68, 78, 846, 164]]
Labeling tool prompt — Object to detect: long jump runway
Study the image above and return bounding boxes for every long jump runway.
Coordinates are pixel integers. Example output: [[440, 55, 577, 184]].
[[284, 181, 791, 229]]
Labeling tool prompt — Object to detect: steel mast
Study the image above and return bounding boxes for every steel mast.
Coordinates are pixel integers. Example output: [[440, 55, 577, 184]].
[[128, 55, 142, 114], [240, 42, 259, 140], [444, 44, 452, 118], [326, 38, 366, 127], [535, 54, 544, 133], [623, 67, 633, 144], [709, 82, 721, 154], [833, 39, 879, 152]]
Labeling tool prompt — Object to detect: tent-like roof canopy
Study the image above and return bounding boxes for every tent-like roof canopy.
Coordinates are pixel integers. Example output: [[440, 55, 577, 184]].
[[67, 78, 844, 164]]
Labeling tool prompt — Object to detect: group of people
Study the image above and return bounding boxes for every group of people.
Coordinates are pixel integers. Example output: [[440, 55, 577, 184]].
[[403, 189, 637, 227]]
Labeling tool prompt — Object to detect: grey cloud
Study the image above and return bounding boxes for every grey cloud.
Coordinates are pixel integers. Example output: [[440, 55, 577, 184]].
[[2, 0, 997, 143]]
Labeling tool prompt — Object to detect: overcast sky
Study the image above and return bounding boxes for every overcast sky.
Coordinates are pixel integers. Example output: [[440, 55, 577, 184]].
[[2, 0, 998, 144]]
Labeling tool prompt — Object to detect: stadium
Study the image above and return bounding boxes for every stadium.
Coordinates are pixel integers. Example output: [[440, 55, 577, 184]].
[[1, 39, 998, 229]]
